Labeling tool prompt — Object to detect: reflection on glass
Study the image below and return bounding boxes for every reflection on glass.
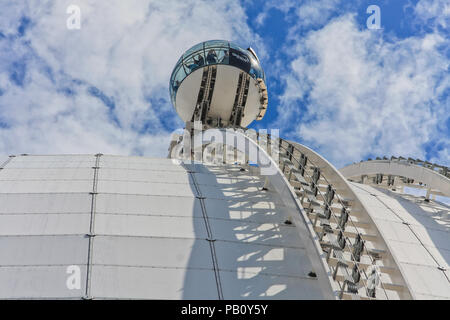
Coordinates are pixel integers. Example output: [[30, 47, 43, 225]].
[[174, 65, 186, 83], [183, 42, 203, 59], [195, 54, 205, 67], [185, 52, 206, 73], [206, 49, 218, 64], [218, 49, 229, 64], [228, 41, 239, 51], [204, 40, 228, 49], [184, 58, 197, 73], [170, 64, 186, 104]]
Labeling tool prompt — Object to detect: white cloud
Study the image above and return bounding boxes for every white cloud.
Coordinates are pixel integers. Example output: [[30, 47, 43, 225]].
[[295, 0, 341, 28], [253, 0, 297, 27], [277, 12, 449, 168], [430, 146, 450, 167], [253, 0, 342, 31], [414, 0, 450, 29], [0, 0, 262, 156]]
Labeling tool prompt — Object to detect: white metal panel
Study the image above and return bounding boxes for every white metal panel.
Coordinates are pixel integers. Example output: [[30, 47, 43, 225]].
[[100, 155, 183, 166], [350, 182, 450, 299], [92, 236, 213, 269], [0, 266, 87, 299], [98, 168, 192, 184], [209, 219, 305, 248], [355, 184, 449, 231], [219, 270, 325, 299], [208, 166, 260, 176], [0, 155, 10, 167], [94, 214, 208, 238], [0, 214, 90, 235], [193, 172, 255, 186], [400, 264, 450, 299], [351, 188, 404, 223], [95, 194, 202, 217], [191, 130, 336, 299], [0, 235, 88, 265], [340, 160, 450, 197], [394, 201, 449, 232], [371, 192, 433, 225], [12, 155, 95, 162], [204, 198, 291, 223], [96, 180, 195, 197], [0, 152, 335, 299], [198, 184, 283, 203], [0, 180, 92, 193], [375, 196, 411, 214], [0, 168, 93, 181], [185, 163, 231, 174], [90, 266, 218, 299], [415, 293, 449, 300], [243, 77, 264, 126], [174, 67, 203, 122], [373, 219, 422, 245], [100, 156, 187, 171], [7, 155, 95, 168], [0, 193, 92, 214], [387, 241, 437, 267], [424, 246, 450, 269], [205, 65, 261, 127], [97, 161, 164, 170], [203, 179, 265, 191], [214, 241, 313, 278], [409, 225, 450, 251], [208, 65, 240, 123]]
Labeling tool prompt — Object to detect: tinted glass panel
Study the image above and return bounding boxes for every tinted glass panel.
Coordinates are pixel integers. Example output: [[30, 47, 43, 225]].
[[183, 42, 204, 59], [174, 65, 186, 85], [204, 40, 228, 49], [217, 48, 229, 64], [184, 53, 205, 73], [205, 48, 219, 65]]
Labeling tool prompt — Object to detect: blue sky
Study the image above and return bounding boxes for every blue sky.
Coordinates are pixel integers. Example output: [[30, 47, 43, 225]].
[[0, 0, 448, 169]]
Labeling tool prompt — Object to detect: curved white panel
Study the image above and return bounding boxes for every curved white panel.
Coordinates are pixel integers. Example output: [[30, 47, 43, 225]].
[[0, 153, 334, 299], [175, 65, 262, 127], [340, 160, 450, 197], [175, 67, 203, 122], [349, 182, 450, 299]]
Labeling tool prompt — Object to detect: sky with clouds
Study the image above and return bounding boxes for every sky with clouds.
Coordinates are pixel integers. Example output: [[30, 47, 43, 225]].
[[0, 0, 448, 169]]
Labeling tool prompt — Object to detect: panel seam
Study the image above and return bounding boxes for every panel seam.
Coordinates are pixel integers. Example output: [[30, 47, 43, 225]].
[[85, 153, 102, 299], [352, 183, 450, 283], [0, 155, 16, 171], [189, 171, 224, 299]]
